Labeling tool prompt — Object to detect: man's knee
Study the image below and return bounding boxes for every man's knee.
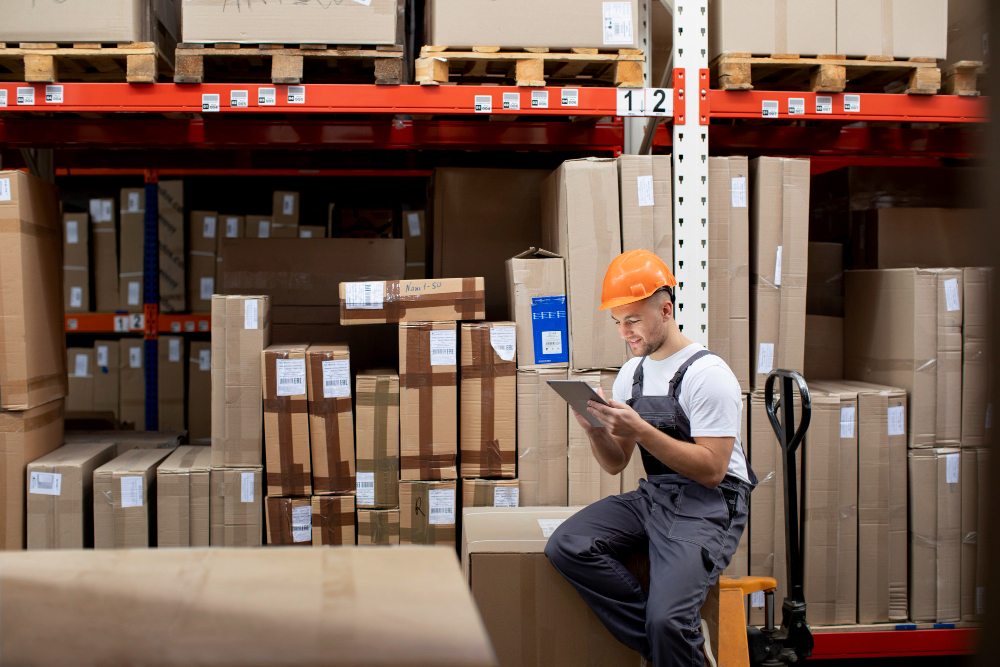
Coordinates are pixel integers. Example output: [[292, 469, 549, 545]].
[[543, 526, 572, 571], [645, 604, 702, 646]]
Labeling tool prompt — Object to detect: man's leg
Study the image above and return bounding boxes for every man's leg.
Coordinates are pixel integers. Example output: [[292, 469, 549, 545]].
[[545, 490, 652, 657]]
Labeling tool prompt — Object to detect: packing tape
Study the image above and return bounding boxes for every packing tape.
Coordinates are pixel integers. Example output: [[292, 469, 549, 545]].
[[0, 218, 61, 238], [340, 278, 484, 323], [263, 350, 311, 496], [178, 447, 202, 469], [308, 352, 354, 494], [461, 324, 516, 477], [472, 481, 491, 507], [355, 378, 400, 508], [15, 401, 65, 432], [364, 509, 398, 545], [401, 323, 457, 479]]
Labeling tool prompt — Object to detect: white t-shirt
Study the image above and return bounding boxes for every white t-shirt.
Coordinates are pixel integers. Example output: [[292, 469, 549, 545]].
[[612, 342, 751, 484]]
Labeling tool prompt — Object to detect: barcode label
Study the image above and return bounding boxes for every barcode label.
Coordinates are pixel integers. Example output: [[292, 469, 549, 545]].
[[240, 472, 255, 502], [637, 175, 654, 207], [602, 2, 633, 45], [29, 471, 62, 496], [761, 100, 779, 118], [17, 87, 34, 105], [202, 93, 220, 112], [531, 90, 549, 108], [887, 405, 905, 436], [120, 476, 144, 508], [322, 359, 351, 398], [428, 488, 456, 525], [226, 217, 240, 237], [128, 192, 141, 212], [44, 84, 63, 104], [276, 358, 307, 397], [537, 518, 565, 537], [816, 96, 832, 114], [474, 95, 492, 113], [199, 349, 211, 371], [127, 281, 141, 306], [0, 90, 6, 108], [356, 472, 375, 506], [168, 338, 181, 362], [287, 86, 306, 104], [489, 326, 516, 362], [70, 286, 83, 308], [502, 92, 520, 110], [345, 281, 384, 309], [0, 178, 9, 202], [96, 345, 109, 368], [788, 97, 804, 115], [200, 277, 215, 301], [231, 90, 249, 108], [129, 346, 142, 369], [203, 215, 217, 238], [542, 330, 563, 355], [291, 505, 312, 542], [244, 299, 258, 329], [561, 89, 579, 107], [283, 194, 295, 215], [844, 95, 861, 113], [430, 329, 457, 366], [258, 87, 276, 106], [493, 487, 519, 508]]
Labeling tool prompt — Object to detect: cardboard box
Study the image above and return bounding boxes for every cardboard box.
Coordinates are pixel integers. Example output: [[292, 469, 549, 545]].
[[541, 158, 626, 370], [90, 197, 119, 311], [92, 340, 120, 420], [722, 394, 750, 577], [1, 0, 179, 43], [306, 344, 355, 496], [209, 466, 262, 547], [244, 215, 272, 239], [853, 208, 991, 270], [807, 242, 844, 317], [265, 497, 313, 546], [158, 336, 185, 431], [120, 338, 146, 430], [837, 0, 947, 59], [460, 322, 517, 479], [66, 348, 95, 413], [568, 369, 620, 505], [708, 156, 751, 391], [0, 170, 68, 410], [63, 212, 90, 312], [709, 0, 836, 59], [400, 322, 458, 480], [339, 277, 485, 326], [188, 211, 218, 314], [427, 0, 641, 49], [357, 508, 400, 545], [158, 180, 186, 313], [225, 238, 405, 306], [188, 341, 211, 441], [403, 210, 426, 279], [272, 191, 300, 237], [0, 547, 497, 667], [461, 507, 643, 667], [119, 188, 145, 313], [26, 440, 116, 550], [516, 367, 568, 506], [340, 208, 393, 238], [909, 447, 962, 622], [216, 214, 245, 293], [961, 267, 992, 447], [311, 495, 356, 546], [356, 370, 400, 509], [934, 269, 964, 446], [298, 225, 326, 239], [975, 447, 989, 618], [93, 447, 173, 548], [747, 392, 776, 625], [272, 309, 400, 372], [399, 480, 457, 546], [211, 295, 271, 467], [618, 155, 673, 265], [947, 0, 989, 66], [65, 430, 183, 458], [804, 315, 844, 380], [156, 445, 212, 548], [262, 344, 312, 497], [462, 479, 519, 508], [960, 448, 978, 620], [182, 0, 401, 45], [506, 249, 569, 368], [749, 157, 809, 391]]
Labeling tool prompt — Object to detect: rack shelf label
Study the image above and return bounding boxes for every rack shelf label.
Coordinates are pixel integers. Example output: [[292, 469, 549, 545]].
[[474, 95, 492, 113], [258, 87, 276, 106]]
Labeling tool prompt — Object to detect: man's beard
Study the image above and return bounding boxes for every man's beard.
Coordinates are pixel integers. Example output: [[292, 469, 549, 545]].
[[635, 327, 668, 357]]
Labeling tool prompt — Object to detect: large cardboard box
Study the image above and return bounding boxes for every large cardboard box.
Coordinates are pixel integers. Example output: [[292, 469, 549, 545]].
[[182, 0, 401, 45], [63, 212, 90, 312], [357, 508, 400, 545], [93, 340, 120, 420], [311, 494, 356, 546], [93, 447, 173, 549], [708, 156, 751, 391], [158, 336, 185, 431], [0, 171, 68, 411], [262, 344, 312, 497], [65, 430, 182, 458], [0, 0, 179, 43], [120, 338, 146, 430], [618, 155, 673, 264], [188, 341, 211, 440], [749, 157, 809, 391], [517, 368, 568, 506], [934, 269, 964, 446], [119, 188, 145, 313], [837, 0, 948, 59], [506, 249, 569, 368], [90, 197, 119, 311], [265, 497, 313, 546], [399, 480, 457, 546], [399, 322, 458, 480], [211, 295, 271, 467], [0, 548, 497, 667], [709, 0, 836, 59], [188, 211, 218, 314], [427, 0, 641, 49], [209, 466, 262, 547], [722, 394, 750, 577], [339, 277, 485, 326], [807, 242, 844, 317], [462, 507, 643, 667], [156, 445, 212, 548], [853, 208, 991, 270], [961, 448, 978, 620], [804, 315, 844, 380], [158, 180, 186, 312], [542, 158, 626, 370], [462, 479, 519, 508], [403, 210, 426, 279], [748, 392, 776, 625], [909, 447, 962, 622], [26, 440, 116, 550], [962, 267, 992, 447], [66, 348, 95, 413], [460, 322, 517, 479], [568, 369, 619, 505], [356, 370, 400, 509], [306, 344, 355, 496]]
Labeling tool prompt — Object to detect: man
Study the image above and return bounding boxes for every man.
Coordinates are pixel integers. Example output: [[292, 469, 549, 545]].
[[545, 249, 756, 667]]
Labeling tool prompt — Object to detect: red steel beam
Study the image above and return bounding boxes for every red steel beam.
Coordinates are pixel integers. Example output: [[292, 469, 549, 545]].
[[810, 628, 978, 659]]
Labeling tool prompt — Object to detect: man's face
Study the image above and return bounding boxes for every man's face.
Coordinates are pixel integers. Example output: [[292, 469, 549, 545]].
[[610, 294, 670, 358]]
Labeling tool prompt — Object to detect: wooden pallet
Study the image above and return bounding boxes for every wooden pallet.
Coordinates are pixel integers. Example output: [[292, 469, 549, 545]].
[[0, 42, 167, 83], [712, 53, 942, 95], [415, 46, 644, 87], [943, 60, 986, 96], [174, 43, 404, 85]]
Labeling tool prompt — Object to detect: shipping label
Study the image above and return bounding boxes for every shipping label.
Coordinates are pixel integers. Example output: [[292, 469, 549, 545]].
[[530, 296, 569, 364], [276, 358, 307, 397], [428, 488, 456, 525], [322, 359, 351, 398]]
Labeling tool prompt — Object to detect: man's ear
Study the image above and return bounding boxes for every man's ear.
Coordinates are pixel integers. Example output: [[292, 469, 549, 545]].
[[662, 296, 673, 322]]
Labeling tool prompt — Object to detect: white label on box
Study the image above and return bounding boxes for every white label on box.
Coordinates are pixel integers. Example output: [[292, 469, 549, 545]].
[[345, 281, 384, 309], [96, 345, 109, 368], [257, 220, 270, 238], [291, 505, 312, 542], [731, 176, 747, 208], [300, 230, 312, 238], [322, 359, 351, 398], [490, 326, 516, 361], [226, 217, 240, 237], [244, 299, 258, 329], [276, 358, 307, 397], [128, 192, 140, 213], [199, 349, 211, 371], [637, 175, 654, 207], [129, 346, 142, 369], [120, 476, 144, 508], [17, 87, 34, 105], [788, 98, 804, 115], [287, 86, 306, 104], [66, 220, 79, 244], [761, 100, 779, 118], [203, 216, 217, 238], [474, 94, 492, 113], [0, 89, 6, 107], [202, 93, 220, 112], [101, 200, 113, 222], [602, 2, 633, 45], [430, 329, 457, 366], [230, 90, 248, 108], [0, 178, 10, 202], [352, 0, 372, 5], [537, 518, 565, 537], [407, 212, 421, 237], [200, 277, 215, 301], [644, 88, 672, 117], [531, 90, 549, 108], [258, 87, 276, 106], [74, 353, 89, 377], [774, 246, 782, 286], [944, 278, 961, 312], [844, 95, 861, 113], [757, 343, 774, 375], [44, 84, 63, 104], [816, 96, 832, 114], [493, 487, 519, 508], [751, 591, 765, 608], [240, 472, 255, 502], [502, 92, 520, 110], [946, 452, 960, 484], [561, 89, 579, 107], [127, 281, 141, 306], [29, 471, 62, 496], [428, 488, 456, 525], [887, 405, 905, 436], [356, 472, 375, 505], [617, 88, 643, 116], [168, 338, 181, 362], [840, 406, 855, 439], [90, 200, 109, 222], [978, 587, 986, 615], [283, 194, 295, 215], [70, 287, 83, 309], [542, 330, 563, 356]]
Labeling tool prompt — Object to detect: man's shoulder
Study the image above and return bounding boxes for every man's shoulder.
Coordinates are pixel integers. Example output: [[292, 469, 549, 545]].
[[687, 353, 741, 394]]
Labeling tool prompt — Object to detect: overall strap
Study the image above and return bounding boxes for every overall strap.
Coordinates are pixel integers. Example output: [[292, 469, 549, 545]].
[[630, 357, 647, 402], [667, 349, 716, 398]]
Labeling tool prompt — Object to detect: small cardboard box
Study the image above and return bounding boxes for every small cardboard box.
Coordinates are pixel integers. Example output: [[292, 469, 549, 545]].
[[262, 344, 312, 497], [311, 495, 356, 546], [63, 212, 90, 312], [158, 336, 186, 431], [66, 348, 95, 413], [188, 341, 211, 441], [306, 344, 355, 495], [568, 369, 619, 505], [265, 497, 313, 546], [460, 322, 516, 479], [90, 197, 119, 312], [357, 508, 400, 545], [209, 467, 263, 547], [158, 180, 186, 313], [400, 480, 457, 546], [93, 340, 120, 420], [120, 339, 146, 431], [355, 371, 400, 509], [461, 479, 519, 508], [400, 322, 458, 480], [505, 249, 568, 369], [339, 277, 485, 325], [157, 446, 212, 548], [516, 367, 568, 506], [119, 188, 146, 313], [93, 448, 173, 548], [837, 0, 947, 59]]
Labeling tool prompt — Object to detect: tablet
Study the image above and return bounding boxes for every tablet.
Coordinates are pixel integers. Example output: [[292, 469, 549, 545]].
[[546, 380, 609, 429]]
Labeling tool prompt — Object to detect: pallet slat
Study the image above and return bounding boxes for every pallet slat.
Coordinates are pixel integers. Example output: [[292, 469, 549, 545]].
[[0, 42, 162, 83]]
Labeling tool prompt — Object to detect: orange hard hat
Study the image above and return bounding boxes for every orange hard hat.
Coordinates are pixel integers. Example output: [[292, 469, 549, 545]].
[[599, 250, 677, 310]]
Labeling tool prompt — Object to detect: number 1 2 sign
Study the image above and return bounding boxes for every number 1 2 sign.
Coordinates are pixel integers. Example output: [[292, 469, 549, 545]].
[[616, 88, 673, 117]]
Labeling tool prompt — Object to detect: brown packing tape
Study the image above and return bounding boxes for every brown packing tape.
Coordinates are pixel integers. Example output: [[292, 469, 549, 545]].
[[311, 461, 353, 495], [462, 324, 516, 477], [341, 278, 485, 323], [313, 497, 354, 545], [403, 324, 452, 479], [366, 376, 399, 507], [13, 402, 65, 432], [263, 350, 309, 496], [307, 353, 354, 494], [178, 447, 202, 469], [0, 218, 62, 238], [266, 498, 310, 547], [473, 481, 491, 507]]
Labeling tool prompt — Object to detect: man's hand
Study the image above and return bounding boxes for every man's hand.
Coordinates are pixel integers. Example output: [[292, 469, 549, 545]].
[[586, 388, 648, 442]]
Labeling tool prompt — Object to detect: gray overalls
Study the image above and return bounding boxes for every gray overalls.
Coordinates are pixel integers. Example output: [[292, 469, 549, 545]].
[[545, 350, 756, 667]]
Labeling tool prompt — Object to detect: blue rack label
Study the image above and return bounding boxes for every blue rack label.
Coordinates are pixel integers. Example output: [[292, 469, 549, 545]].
[[530, 296, 568, 364]]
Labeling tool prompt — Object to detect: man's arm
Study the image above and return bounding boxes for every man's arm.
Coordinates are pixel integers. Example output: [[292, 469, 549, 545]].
[[571, 402, 636, 476]]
